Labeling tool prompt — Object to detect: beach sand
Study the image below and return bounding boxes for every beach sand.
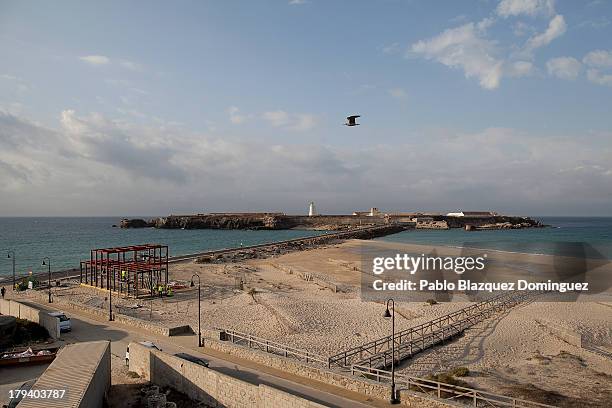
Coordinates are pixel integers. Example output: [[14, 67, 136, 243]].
[[22, 239, 612, 407]]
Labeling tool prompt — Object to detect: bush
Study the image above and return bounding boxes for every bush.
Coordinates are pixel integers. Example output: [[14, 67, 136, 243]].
[[10, 319, 50, 346], [425, 373, 468, 388], [451, 366, 470, 377], [426, 298, 438, 305]]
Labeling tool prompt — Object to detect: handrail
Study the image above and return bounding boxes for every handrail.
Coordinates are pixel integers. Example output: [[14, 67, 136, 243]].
[[223, 328, 329, 365], [352, 291, 532, 368], [351, 365, 557, 408], [328, 291, 526, 366]]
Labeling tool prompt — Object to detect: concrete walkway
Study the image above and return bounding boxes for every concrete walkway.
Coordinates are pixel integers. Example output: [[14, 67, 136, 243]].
[[16, 297, 392, 408]]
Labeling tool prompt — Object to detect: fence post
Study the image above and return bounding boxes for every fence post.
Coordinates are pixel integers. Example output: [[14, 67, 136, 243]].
[[438, 382, 441, 398]]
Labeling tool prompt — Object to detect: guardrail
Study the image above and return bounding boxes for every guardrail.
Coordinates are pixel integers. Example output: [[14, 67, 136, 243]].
[[223, 329, 329, 365], [350, 365, 556, 408], [328, 291, 531, 368], [352, 291, 533, 369], [218, 328, 556, 407]]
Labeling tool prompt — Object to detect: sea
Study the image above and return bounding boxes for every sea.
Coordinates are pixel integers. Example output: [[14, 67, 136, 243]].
[[0, 216, 610, 277], [0, 217, 325, 277], [378, 217, 612, 260]]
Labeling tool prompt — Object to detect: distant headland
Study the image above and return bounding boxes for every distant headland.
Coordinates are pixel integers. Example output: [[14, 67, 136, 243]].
[[120, 204, 545, 231]]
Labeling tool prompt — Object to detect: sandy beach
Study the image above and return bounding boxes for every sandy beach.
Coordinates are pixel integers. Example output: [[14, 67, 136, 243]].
[[18, 239, 612, 407]]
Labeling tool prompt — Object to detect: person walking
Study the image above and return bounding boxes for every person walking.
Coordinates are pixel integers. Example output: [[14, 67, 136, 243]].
[[1, 286, 5, 299]]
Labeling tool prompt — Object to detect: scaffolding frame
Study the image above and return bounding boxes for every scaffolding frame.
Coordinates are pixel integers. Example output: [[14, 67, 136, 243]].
[[80, 244, 168, 298]]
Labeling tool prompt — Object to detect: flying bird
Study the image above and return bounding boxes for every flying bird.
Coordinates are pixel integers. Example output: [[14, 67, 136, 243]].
[[345, 115, 360, 126]]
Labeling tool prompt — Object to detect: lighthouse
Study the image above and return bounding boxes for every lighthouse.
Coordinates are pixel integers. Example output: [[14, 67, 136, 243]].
[[308, 202, 317, 217]]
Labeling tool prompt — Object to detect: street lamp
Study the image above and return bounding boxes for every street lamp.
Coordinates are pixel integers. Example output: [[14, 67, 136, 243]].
[[41, 257, 51, 303], [108, 277, 114, 321], [190, 274, 202, 347], [384, 298, 400, 404], [7, 251, 15, 291]]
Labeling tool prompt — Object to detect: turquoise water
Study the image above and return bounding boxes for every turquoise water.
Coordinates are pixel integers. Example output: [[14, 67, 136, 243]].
[[378, 217, 612, 259], [0, 217, 324, 276]]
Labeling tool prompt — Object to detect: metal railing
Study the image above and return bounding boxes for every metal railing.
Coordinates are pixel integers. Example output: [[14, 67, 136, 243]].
[[351, 365, 556, 408], [223, 329, 329, 365], [328, 291, 531, 368], [353, 291, 533, 368]]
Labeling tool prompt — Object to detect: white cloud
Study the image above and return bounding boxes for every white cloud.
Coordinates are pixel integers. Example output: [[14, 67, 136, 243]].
[[120, 60, 143, 71], [79, 55, 110, 65], [2, 109, 611, 215], [583, 50, 612, 68], [523, 14, 566, 53], [583, 50, 612, 86], [388, 88, 408, 99], [496, 0, 556, 18], [227, 106, 251, 124], [546, 57, 581, 80], [586, 69, 612, 86], [263, 110, 290, 127], [507, 61, 534, 77], [411, 21, 504, 90], [381, 42, 402, 55], [262, 110, 317, 131], [289, 0, 308, 4]]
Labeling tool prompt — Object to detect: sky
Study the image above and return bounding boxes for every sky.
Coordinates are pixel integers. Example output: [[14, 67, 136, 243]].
[[1, 0, 611, 216]]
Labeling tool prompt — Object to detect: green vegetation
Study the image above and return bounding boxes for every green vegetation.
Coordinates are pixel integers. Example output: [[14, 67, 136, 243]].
[[425, 372, 468, 388], [425, 298, 438, 305], [450, 366, 470, 377], [8, 318, 50, 347]]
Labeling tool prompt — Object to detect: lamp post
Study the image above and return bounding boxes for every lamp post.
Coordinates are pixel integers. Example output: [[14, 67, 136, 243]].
[[384, 298, 400, 404], [108, 278, 114, 321], [7, 251, 15, 291], [190, 274, 202, 347], [41, 257, 51, 303]]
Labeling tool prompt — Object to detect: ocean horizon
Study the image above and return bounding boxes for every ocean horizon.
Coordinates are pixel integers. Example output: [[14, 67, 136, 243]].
[[1, 216, 611, 278]]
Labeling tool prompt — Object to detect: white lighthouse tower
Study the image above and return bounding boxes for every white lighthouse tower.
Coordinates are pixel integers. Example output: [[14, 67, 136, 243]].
[[308, 202, 317, 217]]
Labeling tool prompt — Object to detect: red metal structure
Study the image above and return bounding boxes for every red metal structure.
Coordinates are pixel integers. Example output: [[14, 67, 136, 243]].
[[80, 244, 168, 298]]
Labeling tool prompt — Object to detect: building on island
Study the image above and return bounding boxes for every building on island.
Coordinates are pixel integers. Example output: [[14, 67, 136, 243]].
[[352, 207, 380, 217], [446, 211, 497, 217]]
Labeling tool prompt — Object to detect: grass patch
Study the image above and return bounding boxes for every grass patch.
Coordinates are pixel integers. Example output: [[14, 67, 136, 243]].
[[450, 366, 470, 377], [425, 372, 469, 388]]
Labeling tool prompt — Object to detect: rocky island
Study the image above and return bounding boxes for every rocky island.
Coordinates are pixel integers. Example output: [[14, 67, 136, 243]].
[[120, 211, 545, 231]]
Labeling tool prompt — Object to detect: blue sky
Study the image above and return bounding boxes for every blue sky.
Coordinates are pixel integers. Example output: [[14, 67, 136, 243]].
[[1, 0, 611, 216]]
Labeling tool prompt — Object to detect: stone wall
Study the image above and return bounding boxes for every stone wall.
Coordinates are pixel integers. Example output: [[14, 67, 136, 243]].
[[128, 342, 328, 408], [204, 338, 450, 407], [0, 299, 60, 339]]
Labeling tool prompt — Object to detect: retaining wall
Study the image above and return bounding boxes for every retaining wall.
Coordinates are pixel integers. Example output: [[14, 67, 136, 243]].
[[128, 342, 328, 408], [0, 299, 60, 339], [203, 338, 450, 407]]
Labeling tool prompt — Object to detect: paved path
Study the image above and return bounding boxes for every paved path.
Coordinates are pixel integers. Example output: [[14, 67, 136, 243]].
[[16, 298, 388, 408]]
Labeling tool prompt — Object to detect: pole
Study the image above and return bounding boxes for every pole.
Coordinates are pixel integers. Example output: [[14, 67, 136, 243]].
[[385, 298, 400, 404], [7, 251, 15, 291], [12, 253, 15, 291], [42, 257, 51, 303], [109, 275, 113, 321], [198, 281, 201, 347], [192, 274, 201, 347]]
